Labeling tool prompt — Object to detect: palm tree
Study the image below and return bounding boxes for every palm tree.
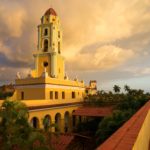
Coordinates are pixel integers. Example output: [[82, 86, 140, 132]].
[[113, 85, 121, 93], [124, 85, 131, 93]]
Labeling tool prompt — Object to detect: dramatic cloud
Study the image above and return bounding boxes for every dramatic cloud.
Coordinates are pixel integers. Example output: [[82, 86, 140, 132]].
[[0, 66, 29, 82], [67, 45, 134, 70], [0, 0, 150, 90], [123, 67, 150, 77]]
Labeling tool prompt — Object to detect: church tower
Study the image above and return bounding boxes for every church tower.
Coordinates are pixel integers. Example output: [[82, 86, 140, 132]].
[[12, 8, 86, 132], [14, 7, 85, 101], [32, 8, 64, 79]]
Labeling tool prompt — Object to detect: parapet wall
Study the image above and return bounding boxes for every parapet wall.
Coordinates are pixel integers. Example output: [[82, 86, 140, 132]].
[[133, 110, 150, 150]]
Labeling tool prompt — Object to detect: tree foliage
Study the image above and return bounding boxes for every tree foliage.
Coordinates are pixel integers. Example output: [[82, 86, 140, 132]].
[[95, 85, 150, 145], [0, 100, 51, 150], [83, 85, 150, 146], [0, 92, 13, 99], [113, 85, 121, 93]]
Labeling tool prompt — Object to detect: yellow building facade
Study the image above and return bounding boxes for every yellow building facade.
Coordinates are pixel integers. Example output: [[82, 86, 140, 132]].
[[11, 8, 86, 132]]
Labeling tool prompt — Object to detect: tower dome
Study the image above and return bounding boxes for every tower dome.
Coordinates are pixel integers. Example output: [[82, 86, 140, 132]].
[[44, 8, 57, 16]]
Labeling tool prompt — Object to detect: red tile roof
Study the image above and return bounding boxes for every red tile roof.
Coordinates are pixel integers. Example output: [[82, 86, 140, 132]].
[[51, 133, 74, 150], [45, 8, 57, 16], [97, 100, 150, 150], [28, 102, 83, 110], [73, 106, 113, 117]]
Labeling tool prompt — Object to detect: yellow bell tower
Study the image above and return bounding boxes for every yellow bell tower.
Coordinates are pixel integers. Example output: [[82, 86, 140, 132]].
[[32, 8, 64, 79], [11, 8, 86, 132]]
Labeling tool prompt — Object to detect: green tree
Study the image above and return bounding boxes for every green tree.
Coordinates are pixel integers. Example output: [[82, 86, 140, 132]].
[[124, 85, 130, 93], [113, 85, 121, 93], [95, 86, 150, 146], [96, 110, 133, 144], [0, 100, 49, 150]]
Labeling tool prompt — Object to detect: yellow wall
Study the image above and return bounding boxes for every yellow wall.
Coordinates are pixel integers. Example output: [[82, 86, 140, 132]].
[[15, 76, 85, 100], [31, 52, 65, 79], [28, 105, 80, 132], [132, 110, 150, 150], [0, 100, 80, 133], [38, 14, 62, 53], [14, 87, 84, 101], [45, 88, 84, 101], [14, 80, 85, 101], [15, 77, 84, 87], [57, 54, 65, 79], [35, 54, 51, 77], [21, 98, 83, 107], [16, 88, 45, 100]]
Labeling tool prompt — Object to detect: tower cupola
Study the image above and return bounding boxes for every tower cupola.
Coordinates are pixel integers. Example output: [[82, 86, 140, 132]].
[[37, 8, 62, 54], [44, 8, 57, 16]]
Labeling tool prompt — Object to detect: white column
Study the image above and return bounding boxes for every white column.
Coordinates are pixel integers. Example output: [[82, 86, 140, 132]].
[[51, 24, 56, 52]]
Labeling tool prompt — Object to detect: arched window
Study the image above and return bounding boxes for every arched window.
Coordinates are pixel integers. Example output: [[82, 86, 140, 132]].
[[43, 115, 51, 131], [72, 110, 76, 127], [58, 31, 60, 38], [44, 28, 48, 36], [55, 113, 61, 132], [64, 112, 70, 132], [44, 39, 48, 52], [58, 42, 61, 54], [31, 117, 39, 128]]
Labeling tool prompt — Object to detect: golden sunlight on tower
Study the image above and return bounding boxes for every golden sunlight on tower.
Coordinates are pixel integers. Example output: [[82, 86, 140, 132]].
[[32, 8, 64, 79]]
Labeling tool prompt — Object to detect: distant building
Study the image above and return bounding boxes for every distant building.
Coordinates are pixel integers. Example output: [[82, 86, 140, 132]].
[[86, 80, 97, 95]]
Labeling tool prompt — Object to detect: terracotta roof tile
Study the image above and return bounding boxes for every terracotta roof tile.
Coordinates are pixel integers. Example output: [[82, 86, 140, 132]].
[[73, 106, 113, 117], [44, 8, 57, 16], [51, 133, 74, 150], [97, 100, 150, 150]]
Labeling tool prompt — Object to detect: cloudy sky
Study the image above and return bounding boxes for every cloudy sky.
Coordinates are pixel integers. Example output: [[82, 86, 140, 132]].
[[0, 0, 150, 91]]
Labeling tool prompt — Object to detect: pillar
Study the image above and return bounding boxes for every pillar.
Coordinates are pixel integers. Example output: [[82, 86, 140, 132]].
[[51, 53, 57, 78]]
